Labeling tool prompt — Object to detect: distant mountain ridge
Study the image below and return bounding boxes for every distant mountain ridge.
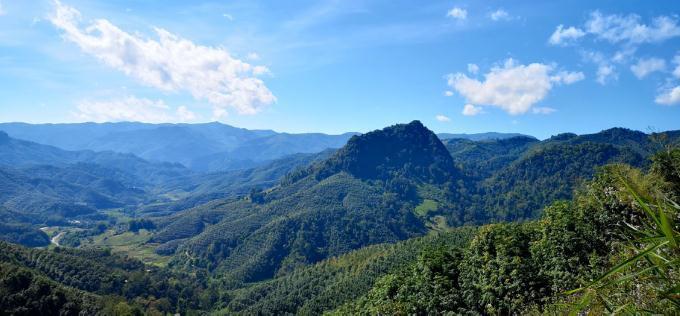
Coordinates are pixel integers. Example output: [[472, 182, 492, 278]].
[[0, 122, 356, 171], [437, 132, 534, 141], [0, 131, 189, 235], [0, 130, 187, 185], [1, 122, 536, 171]]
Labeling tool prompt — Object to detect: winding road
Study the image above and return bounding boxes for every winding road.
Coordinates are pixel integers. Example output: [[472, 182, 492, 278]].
[[51, 232, 65, 247]]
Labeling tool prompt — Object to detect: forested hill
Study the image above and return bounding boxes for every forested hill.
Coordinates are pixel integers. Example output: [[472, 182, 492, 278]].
[[152, 124, 680, 282], [153, 121, 465, 285], [316, 120, 460, 182]]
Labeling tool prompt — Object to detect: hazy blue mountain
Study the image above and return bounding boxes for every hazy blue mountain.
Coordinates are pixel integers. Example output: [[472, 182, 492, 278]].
[[0, 131, 346, 246], [437, 132, 534, 141], [0, 122, 355, 171], [0, 122, 158, 149], [0, 130, 187, 185], [0, 132, 168, 226]]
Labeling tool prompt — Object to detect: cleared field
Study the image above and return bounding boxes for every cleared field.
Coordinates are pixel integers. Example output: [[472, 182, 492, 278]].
[[82, 229, 171, 267]]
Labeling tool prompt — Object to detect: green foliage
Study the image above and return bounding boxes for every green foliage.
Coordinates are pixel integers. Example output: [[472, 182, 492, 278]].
[[444, 135, 538, 179], [0, 262, 102, 315], [566, 151, 680, 314], [224, 228, 476, 315], [332, 149, 680, 315], [316, 120, 460, 183], [0, 222, 50, 247], [476, 142, 644, 222], [0, 241, 207, 314], [652, 148, 680, 197], [172, 173, 427, 285], [459, 223, 542, 315], [331, 245, 466, 315], [128, 219, 155, 232]]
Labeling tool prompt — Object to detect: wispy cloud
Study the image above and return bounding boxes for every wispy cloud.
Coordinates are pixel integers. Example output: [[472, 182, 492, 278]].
[[246, 52, 260, 61], [581, 50, 618, 85], [549, 25, 586, 46], [656, 86, 680, 105], [532, 107, 557, 114], [489, 9, 511, 21], [467, 63, 479, 74], [630, 58, 666, 79], [551, 11, 680, 46], [0, 0, 5, 16], [585, 11, 680, 45], [49, 0, 275, 118], [447, 59, 583, 115], [435, 114, 451, 122], [446, 7, 467, 20], [73, 96, 199, 123], [551, 11, 680, 93], [462, 104, 483, 116]]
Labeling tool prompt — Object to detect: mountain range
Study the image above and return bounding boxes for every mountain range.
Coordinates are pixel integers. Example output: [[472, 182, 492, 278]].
[[0, 122, 531, 172], [0, 122, 353, 171], [0, 120, 678, 315]]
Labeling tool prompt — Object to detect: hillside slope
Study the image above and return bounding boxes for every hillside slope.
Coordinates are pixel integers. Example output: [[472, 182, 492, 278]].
[[156, 121, 464, 285]]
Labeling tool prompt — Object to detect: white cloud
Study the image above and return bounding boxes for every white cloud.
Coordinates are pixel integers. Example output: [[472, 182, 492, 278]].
[[462, 104, 482, 116], [630, 58, 666, 79], [444, 91, 454, 97], [490, 9, 510, 21], [49, 0, 275, 116], [549, 25, 586, 45], [551, 70, 585, 84], [0, 1, 5, 16], [447, 59, 582, 115], [612, 47, 636, 63], [585, 11, 680, 45], [673, 53, 680, 78], [596, 64, 617, 85], [446, 7, 467, 20], [467, 63, 479, 74], [222, 13, 233, 21], [582, 51, 617, 85], [176, 105, 198, 121], [246, 52, 260, 61], [655, 86, 680, 105], [532, 107, 557, 114], [73, 96, 199, 123], [435, 114, 451, 122]]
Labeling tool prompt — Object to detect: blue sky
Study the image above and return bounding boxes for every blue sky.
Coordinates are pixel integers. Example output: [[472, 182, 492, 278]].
[[0, 0, 679, 138]]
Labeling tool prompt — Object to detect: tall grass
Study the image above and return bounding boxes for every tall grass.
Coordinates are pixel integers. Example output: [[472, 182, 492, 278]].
[[567, 171, 679, 314]]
